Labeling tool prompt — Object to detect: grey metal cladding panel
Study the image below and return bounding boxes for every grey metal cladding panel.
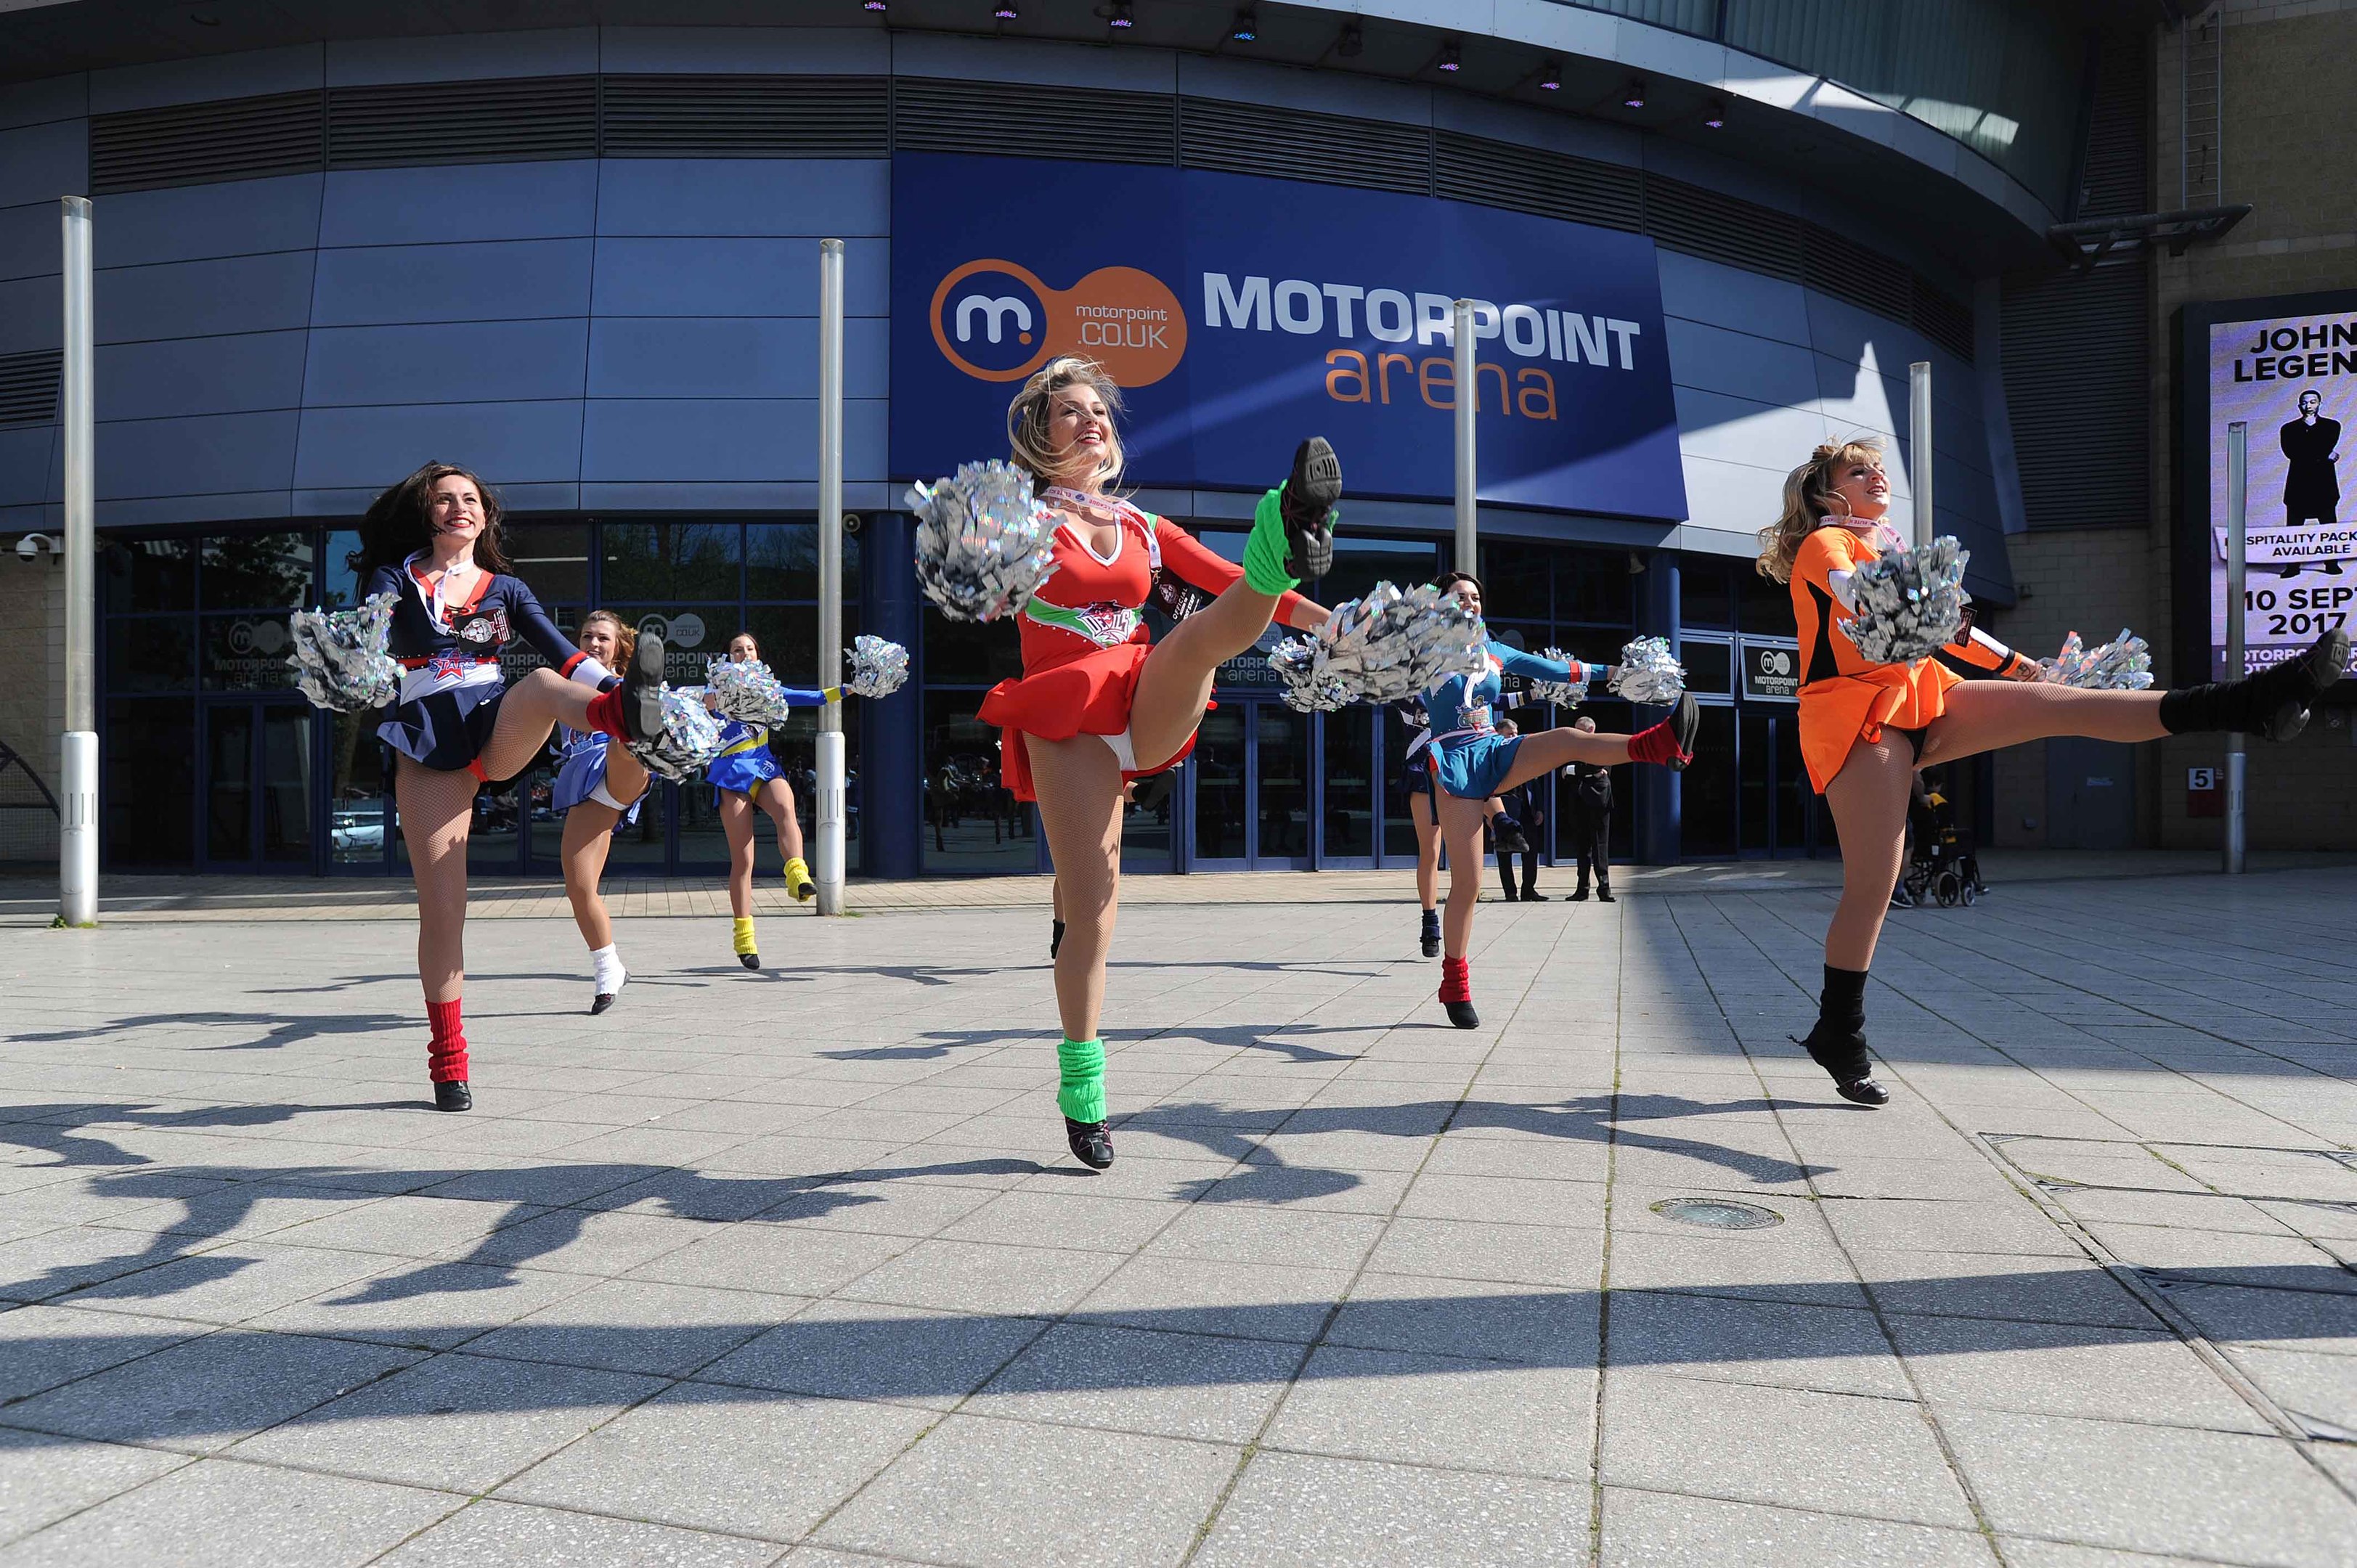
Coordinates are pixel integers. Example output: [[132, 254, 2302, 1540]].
[[0, 348, 60, 428], [89, 91, 322, 195], [1433, 131, 1642, 232], [601, 74, 889, 158], [327, 75, 597, 169], [2000, 259, 2147, 530], [1801, 221, 1912, 324], [893, 79, 1175, 166], [1178, 97, 1428, 195], [1642, 174, 1802, 281]]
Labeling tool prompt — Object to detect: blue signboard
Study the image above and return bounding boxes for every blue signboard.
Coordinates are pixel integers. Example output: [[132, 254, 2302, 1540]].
[[890, 152, 1686, 522]]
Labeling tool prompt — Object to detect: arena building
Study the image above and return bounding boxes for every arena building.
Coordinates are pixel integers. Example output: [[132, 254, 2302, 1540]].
[[0, 0, 2326, 881]]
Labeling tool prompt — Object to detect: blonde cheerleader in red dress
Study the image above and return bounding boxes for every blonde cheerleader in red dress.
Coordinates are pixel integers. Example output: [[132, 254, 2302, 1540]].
[[978, 356, 1337, 1169]]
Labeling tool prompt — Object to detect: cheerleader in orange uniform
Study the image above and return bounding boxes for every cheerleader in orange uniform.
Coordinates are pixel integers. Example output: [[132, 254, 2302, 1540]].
[[1767, 438, 2347, 1106], [979, 356, 1335, 1169]]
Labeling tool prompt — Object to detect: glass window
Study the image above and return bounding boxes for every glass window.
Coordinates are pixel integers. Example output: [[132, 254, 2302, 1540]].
[[102, 536, 195, 613], [603, 520, 741, 602], [1481, 543, 1551, 621], [605, 605, 751, 683], [1682, 560, 1733, 629], [746, 521, 859, 601], [1680, 706, 1738, 859], [322, 529, 365, 608], [923, 616, 1022, 687], [203, 612, 298, 691], [327, 709, 388, 866], [106, 616, 195, 693], [202, 531, 313, 609], [1316, 535, 1439, 607], [1682, 638, 1734, 696], [923, 690, 1035, 872], [1739, 566, 1791, 636], [1322, 704, 1375, 859], [1558, 548, 1635, 627], [106, 697, 194, 865], [506, 520, 592, 605]]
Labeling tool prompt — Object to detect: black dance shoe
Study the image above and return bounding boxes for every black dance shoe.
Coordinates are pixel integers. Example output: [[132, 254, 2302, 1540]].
[[1418, 910, 1441, 958], [623, 631, 668, 743], [1280, 438, 1340, 580], [590, 992, 617, 1016], [1794, 1022, 1887, 1107], [434, 1080, 473, 1113], [1064, 1116, 1115, 1169], [1492, 817, 1531, 854], [1444, 999, 1481, 1029], [1666, 692, 1700, 772], [739, 950, 760, 970], [1051, 918, 1067, 961]]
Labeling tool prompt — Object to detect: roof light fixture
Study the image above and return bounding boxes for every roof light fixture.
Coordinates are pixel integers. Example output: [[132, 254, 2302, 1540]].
[[1703, 100, 1727, 128], [1436, 40, 1462, 72], [1536, 60, 1562, 91], [1335, 22, 1364, 58], [1231, 7, 1257, 41], [993, 2, 1019, 17], [862, 0, 886, 11], [1622, 78, 1647, 109], [1109, 0, 1135, 25]]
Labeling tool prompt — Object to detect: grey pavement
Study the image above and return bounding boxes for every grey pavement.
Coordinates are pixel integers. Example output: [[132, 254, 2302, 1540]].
[[1, 864, 2354, 1565]]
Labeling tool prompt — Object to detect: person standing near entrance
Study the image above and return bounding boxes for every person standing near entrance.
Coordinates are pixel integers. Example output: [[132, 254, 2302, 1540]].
[[550, 610, 652, 1014], [1563, 714, 1614, 902], [1490, 719, 1546, 902]]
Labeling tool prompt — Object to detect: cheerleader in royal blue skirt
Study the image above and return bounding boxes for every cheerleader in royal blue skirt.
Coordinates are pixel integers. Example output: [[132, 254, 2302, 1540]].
[[549, 610, 653, 1015], [708, 630, 833, 969]]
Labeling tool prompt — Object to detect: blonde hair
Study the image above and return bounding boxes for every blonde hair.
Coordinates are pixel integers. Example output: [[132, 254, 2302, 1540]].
[[1756, 437, 1886, 584], [1008, 356, 1126, 489], [580, 609, 635, 669]]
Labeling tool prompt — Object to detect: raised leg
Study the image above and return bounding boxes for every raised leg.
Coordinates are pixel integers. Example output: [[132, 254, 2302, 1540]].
[[1128, 579, 1292, 772], [476, 667, 602, 781], [1917, 681, 2164, 767]]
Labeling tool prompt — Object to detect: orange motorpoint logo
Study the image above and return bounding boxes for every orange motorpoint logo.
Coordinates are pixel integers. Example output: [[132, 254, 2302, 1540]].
[[929, 258, 1187, 386]]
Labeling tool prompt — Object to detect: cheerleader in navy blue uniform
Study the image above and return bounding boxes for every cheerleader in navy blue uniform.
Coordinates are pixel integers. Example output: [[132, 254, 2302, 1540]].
[[708, 630, 831, 969], [549, 610, 652, 1015], [355, 463, 665, 1111]]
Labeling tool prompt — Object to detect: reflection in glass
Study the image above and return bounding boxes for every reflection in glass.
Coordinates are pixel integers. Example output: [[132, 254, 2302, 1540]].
[[329, 709, 386, 866], [104, 536, 196, 614], [203, 613, 298, 692], [1482, 542, 1552, 621], [922, 616, 1022, 687], [1257, 704, 1308, 860], [466, 779, 524, 873], [1681, 639, 1734, 695], [1558, 547, 1635, 628], [205, 706, 253, 862], [202, 532, 313, 609], [1192, 704, 1247, 862], [603, 521, 741, 603], [1314, 536, 1441, 609], [106, 698, 195, 865], [506, 520, 593, 605], [322, 529, 365, 608], [107, 616, 195, 692], [747, 522, 858, 601], [923, 691, 1034, 871], [1322, 705, 1374, 859], [261, 706, 312, 861], [1382, 703, 1426, 859]]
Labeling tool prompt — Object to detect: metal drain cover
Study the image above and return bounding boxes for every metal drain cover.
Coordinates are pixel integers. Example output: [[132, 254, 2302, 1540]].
[[1652, 1196, 1783, 1230]]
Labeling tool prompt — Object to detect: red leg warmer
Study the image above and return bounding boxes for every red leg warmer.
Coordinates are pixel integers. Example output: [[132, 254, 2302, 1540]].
[[1439, 957, 1472, 1004], [426, 997, 469, 1084], [1627, 716, 1693, 768], [584, 687, 631, 743]]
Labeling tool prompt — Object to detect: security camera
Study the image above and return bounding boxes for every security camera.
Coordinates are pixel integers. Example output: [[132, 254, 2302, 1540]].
[[15, 534, 57, 563], [843, 513, 863, 535]]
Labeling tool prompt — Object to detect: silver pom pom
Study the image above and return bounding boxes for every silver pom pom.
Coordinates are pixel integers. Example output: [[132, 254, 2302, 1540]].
[[703, 657, 797, 727], [1845, 536, 1971, 664], [1607, 637, 1687, 706], [1270, 581, 1488, 709], [627, 686, 725, 783], [1271, 639, 1353, 712], [844, 634, 911, 699], [1523, 647, 1593, 708], [287, 592, 399, 713], [2039, 628, 2154, 690], [908, 460, 1060, 622]]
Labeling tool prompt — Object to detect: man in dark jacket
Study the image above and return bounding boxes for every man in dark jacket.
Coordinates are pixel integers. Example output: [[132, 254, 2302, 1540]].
[[2279, 390, 2345, 579], [1564, 715, 1614, 902], [1490, 718, 1547, 901]]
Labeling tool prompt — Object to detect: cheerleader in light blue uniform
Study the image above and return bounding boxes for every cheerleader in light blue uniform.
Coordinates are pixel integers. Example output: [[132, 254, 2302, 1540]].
[[1419, 571, 1700, 1030], [550, 611, 653, 1016], [707, 630, 837, 969]]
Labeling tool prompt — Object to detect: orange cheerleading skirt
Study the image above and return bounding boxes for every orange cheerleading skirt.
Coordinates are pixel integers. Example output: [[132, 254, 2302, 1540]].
[[1797, 660, 1961, 793], [978, 642, 1200, 804]]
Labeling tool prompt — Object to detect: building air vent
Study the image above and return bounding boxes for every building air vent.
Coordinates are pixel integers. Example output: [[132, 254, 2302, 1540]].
[[88, 91, 323, 196], [327, 75, 598, 169], [2001, 261, 2148, 529], [1641, 176, 1802, 280], [601, 75, 889, 158], [1802, 223, 1913, 322], [1179, 98, 1428, 195], [1433, 132, 1640, 232], [0, 350, 60, 429], [1911, 282, 1977, 364], [892, 79, 1175, 164]]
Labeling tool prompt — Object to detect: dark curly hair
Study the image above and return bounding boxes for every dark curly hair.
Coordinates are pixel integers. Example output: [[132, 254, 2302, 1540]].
[[349, 462, 515, 581], [1433, 570, 1483, 597]]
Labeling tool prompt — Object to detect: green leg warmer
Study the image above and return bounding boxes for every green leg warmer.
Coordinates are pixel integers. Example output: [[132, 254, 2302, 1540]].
[[1057, 1037, 1107, 1123], [1241, 485, 1300, 597]]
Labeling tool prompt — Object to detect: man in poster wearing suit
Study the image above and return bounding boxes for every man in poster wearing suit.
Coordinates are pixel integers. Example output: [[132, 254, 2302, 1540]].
[[2278, 389, 2344, 578]]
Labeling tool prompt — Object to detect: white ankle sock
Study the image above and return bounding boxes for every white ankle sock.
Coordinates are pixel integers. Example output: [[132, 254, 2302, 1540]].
[[590, 944, 626, 995]]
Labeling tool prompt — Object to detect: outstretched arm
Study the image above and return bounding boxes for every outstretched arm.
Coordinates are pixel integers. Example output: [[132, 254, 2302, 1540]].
[[1155, 520, 1328, 629], [508, 581, 601, 682], [1494, 644, 1604, 687]]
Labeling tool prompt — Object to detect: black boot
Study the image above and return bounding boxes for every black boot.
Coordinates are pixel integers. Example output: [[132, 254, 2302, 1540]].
[[1441, 957, 1478, 1029], [1570, 885, 1589, 902], [1064, 1116, 1115, 1169], [622, 631, 668, 743], [1280, 438, 1340, 580], [1050, 918, 1066, 961], [1492, 815, 1530, 855], [2158, 629, 2348, 742], [1795, 964, 1887, 1106], [1419, 908, 1440, 959], [434, 1079, 473, 1113], [1596, 886, 1615, 904]]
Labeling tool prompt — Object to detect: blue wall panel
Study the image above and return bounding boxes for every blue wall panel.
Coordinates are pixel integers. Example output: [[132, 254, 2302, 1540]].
[[1664, 316, 1824, 410], [0, 200, 56, 282], [590, 237, 890, 318], [303, 319, 589, 406], [0, 118, 86, 210], [98, 251, 317, 343], [0, 274, 57, 354], [317, 161, 598, 247], [309, 239, 592, 327], [581, 398, 887, 483], [588, 316, 886, 401], [294, 400, 584, 489], [97, 330, 309, 422], [1658, 250, 1812, 346], [97, 411, 298, 499], [595, 159, 890, 238], [97, 174, 324, 269], [0, 426, 56, 508]]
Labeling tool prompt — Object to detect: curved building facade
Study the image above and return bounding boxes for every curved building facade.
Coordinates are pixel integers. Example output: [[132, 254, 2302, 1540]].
[[0, 1, 2112, 878]]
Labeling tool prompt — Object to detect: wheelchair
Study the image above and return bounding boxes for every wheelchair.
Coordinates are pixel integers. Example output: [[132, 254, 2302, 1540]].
[[1900, 822, 1985, 908]]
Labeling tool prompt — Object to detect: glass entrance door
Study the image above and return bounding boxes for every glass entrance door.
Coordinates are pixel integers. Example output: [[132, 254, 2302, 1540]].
[[1188, 697, 1311, 870], [201, 700, 314, 870]]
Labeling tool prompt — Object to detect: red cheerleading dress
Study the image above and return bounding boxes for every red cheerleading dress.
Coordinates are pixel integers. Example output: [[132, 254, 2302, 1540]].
[[979, 494, 1309, 803]]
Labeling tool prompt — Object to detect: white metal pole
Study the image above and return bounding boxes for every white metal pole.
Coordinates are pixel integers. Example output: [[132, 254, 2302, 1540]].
[[1453, 298, 1476, 574], [2223, 419, 2247, 875], [1908, 361, 1934, 549], [814, 238, 847, 915], [58, 196, 96, 928]]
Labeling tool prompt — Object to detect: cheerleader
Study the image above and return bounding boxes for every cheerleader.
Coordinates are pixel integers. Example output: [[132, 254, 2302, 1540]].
[[1401, 704, 1511, 958], [1763, 438, 2348, 1106], [356, 463, 665, 1111], [980, 356, 1335, 1169], [707, 630, 830, 970], [1418, 571, 1701, 1029], [548, 611, 652, 1015]]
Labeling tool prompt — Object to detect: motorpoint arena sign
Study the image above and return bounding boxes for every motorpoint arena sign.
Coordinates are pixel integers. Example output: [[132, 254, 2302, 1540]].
[[890, 152, 1685, 522]]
